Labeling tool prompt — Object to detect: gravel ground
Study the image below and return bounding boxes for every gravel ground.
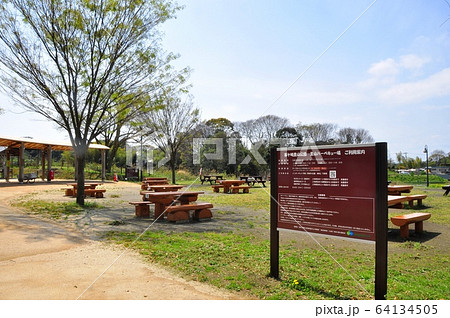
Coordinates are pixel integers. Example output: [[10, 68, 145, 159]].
[[0, 180, 241, 300]]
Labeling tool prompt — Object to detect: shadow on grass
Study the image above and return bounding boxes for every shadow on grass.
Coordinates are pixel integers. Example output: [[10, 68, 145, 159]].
[[388, 228, 440, 243]]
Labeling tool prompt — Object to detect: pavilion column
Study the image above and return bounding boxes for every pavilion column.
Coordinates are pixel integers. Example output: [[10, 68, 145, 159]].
[[1, 153, 5, 180], [18, 142, 24, 183], [5, 147, 10, 182], [47, 145, 52, 182], [41, 149, 46, 181], [101, 149, 106, 182]]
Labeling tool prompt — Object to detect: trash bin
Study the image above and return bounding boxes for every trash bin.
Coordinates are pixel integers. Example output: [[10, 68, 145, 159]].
[[49, 170, 55, 180]]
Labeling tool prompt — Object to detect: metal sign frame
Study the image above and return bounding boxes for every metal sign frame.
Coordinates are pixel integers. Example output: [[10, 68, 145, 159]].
[[270, 142, 387, 300]]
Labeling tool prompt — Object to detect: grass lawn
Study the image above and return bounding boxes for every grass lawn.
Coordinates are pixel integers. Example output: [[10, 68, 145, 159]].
[[12, 179, 450, 300], [105, 182, 449, 300]]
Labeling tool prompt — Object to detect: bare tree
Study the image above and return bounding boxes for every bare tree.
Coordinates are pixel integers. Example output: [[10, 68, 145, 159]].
[[95, 62, 190, 173], [337, 127, 374, 144], [297, 123, 337, 144], [143, 91, 200, 184], [430, 150, 446, 166], [235, 115, 290, 145], [0, 0, 180, 204]]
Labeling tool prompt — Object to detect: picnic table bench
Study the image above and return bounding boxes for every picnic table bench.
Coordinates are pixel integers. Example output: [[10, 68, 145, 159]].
[[390, 212, 431, 238], [129, 201, 153, 218], [388, 194, 427, 208], [230, 185, 250, 194], [84, 188, 106, 198], [165, 203, 213, 222], [23, 172, 37, 183], [443, 185, 450, 196], [211, 184, 224, 193]]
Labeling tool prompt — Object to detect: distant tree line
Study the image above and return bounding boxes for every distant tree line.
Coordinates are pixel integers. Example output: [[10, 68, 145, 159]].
[[134, 114, 376, 180], [395, 150, 450, 169]]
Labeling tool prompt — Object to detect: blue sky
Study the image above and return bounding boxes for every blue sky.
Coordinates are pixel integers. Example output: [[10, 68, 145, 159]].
[[1, 0, 449, 161]]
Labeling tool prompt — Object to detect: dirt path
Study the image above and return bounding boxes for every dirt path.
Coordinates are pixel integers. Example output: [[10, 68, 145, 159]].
[[0, 181, 238, 300]]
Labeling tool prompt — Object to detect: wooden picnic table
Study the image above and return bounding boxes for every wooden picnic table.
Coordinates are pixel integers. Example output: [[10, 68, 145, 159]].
[[67, 182, 102, 190], [200, 175, 224, 185], [146, 184, 184, 192], [442, 185, 450, 196], [141, 178, 169, 190], [388, 185, 413, 195], [140, 185, 184, 200], [218, 179, 246, 193], [240, 176, 267, 187], [144, 177, 168, 181], [65, 182, 105, 197], [143, 191, 205, 219]]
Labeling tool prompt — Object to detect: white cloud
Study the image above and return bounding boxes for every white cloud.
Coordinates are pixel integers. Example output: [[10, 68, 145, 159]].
[[367, 54, 430, 78], [368, 58, 398, 77], [399, 54, 430, 70], [379, 68, 450, 104]]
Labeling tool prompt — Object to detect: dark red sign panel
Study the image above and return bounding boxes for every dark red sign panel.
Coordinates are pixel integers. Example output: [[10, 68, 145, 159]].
[[277, 144, 377, 241]]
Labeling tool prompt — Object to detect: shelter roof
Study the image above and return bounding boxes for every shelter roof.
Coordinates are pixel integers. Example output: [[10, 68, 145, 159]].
[[0, 135, 109, 151]]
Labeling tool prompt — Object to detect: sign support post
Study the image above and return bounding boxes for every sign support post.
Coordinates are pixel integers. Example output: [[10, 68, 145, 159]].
[[375, 142, 388, 300], [270, 147, 279, 279]]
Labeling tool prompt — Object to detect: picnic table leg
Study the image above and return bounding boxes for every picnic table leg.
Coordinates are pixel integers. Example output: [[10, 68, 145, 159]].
[[154, 203, 165, 220], [136, 205, 150, 218], [415, 221, 424, 234], [399, 225, 409, 238]]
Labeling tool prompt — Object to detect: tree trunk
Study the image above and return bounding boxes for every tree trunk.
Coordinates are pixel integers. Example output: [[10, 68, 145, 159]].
[[75, 153, 86, 206], [171, 161, 176, 184], [170, 155, 176, 184]]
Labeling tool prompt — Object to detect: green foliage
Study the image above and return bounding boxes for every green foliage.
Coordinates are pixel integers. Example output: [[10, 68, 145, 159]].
[[388, 170, 447, 185], [0, 0, 184, 204]]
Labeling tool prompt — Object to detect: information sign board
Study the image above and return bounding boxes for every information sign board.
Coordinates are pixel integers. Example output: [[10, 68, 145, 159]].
[[276, 144, 377, 241]]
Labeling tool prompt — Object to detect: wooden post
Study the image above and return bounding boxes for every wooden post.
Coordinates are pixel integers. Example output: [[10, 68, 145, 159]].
[[41, 149, 46, 181], [5, 147, 10, 182], [101, 149, 106, 182], [1, 153, 5, 180], [47, 145, 52, 182], [375, 142, 388, 300], [18, 142, 24, 183]]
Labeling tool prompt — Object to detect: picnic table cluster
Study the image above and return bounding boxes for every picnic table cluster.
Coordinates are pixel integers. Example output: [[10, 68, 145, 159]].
[[200, 175, 224, 185], [387, 184, 430, 239], [239, 176, 267, 187], [62, 182, 105, 198], [130, 177, 213, 222], [201, 174, 268, 194], [212, 179, 250, 194]]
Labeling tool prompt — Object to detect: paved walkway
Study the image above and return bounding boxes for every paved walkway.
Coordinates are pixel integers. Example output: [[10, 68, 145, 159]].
[[0, 181, 237, 299]]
